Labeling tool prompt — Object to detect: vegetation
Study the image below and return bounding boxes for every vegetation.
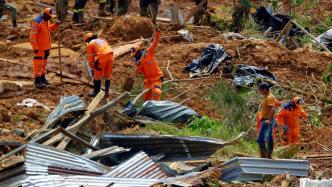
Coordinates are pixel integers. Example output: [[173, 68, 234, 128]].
[[322, 64, 332, 83], [136, 116, 259, 158], [210, 81, 258, 131], [135, 81, 261, 158]]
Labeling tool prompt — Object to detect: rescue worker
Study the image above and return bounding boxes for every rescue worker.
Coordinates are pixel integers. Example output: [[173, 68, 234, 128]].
[[84, 33, 114, 97], [0, 0, 18, 35], [29, 8, 59, 89], [129, 26, 163, 101], [99, 0, 109, 17], [55, 0, 69, 21], [192, 0, 209, 25], [257, 82, 276, 159], [276, 97, 308, 145], [231, 0, 250, 32], [140, 0, 161, 24], [107, 0, 131, 16], [73, 0, 87, 23]]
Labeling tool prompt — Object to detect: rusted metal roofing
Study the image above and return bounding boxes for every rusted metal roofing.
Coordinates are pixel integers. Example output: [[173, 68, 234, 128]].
[[105, 151, 168, 179], [22, 175, 161, 187], [25, 143, 110, 175]]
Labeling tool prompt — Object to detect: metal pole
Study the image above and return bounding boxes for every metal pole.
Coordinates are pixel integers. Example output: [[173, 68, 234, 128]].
[[58, 27, 63, 82], [291, 20, 331, 53]]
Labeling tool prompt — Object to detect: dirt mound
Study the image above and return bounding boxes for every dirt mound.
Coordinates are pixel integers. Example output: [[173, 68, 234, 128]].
[[108, 16, 154, 41]]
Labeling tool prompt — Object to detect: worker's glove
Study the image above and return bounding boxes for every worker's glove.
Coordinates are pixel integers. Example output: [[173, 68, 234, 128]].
[[94, 60, 101, 71], [283, 125, 289, 132], [55, 20, 61, 25], [33, 49, 38, 54]]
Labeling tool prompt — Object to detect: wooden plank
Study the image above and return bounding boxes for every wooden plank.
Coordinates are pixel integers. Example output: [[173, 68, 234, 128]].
[[113, 41, 143, 58], [54, 91, 105, 150], [275, 21, 293, 42]]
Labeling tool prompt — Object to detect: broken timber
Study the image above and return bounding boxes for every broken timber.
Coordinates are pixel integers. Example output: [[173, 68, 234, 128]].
[[43, 91, 129, 149]]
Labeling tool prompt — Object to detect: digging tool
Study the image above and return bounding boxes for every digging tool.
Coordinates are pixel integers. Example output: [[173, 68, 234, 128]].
[[84, 61, 94, 80], [122, 28, 158, 92], [57, 25, 63, 82]]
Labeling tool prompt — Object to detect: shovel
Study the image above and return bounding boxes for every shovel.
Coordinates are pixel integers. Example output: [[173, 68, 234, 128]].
[[122, 28, 159, 115]]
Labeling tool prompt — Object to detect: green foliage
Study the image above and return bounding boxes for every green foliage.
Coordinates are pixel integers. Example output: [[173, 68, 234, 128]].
[[13, 114, 22, 123], [211, 15, 228, 31], [309, 109, 323, 127], [322, 64, 332, 83], [136, 116, 259, 158], [241, 18, 264, 39], [210, 81, 257, 131], [294, 0, 304, 6]]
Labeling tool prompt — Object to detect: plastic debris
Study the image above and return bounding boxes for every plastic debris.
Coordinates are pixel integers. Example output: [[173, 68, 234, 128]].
[[17, 98, 51, 112]]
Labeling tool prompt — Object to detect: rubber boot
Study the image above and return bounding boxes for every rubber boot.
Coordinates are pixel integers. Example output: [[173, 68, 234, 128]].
[[12, 20, 17, 28], [73, 13, 79, 23], [258, 144, 267, 158], [105, 79, 110, 98], [41, 74, 50, 85], [78, 12, 85, 23], [89, 80, 101, 97], [35, 77, 46, 89], [267, 144, 274, 159], [98, 3, 108, 17]]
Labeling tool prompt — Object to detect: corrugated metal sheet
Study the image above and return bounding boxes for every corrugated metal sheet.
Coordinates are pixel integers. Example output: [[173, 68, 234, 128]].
[[0, 174, 27, 187], [98, 133, 239, 162], [104, 151, 168, 179], [22, 175, 161, 187], [44, 95, 86, 128], [138, 101, 198, 123], [300, 178, 332, 187], [220, 157, 309, 182], [25, 143, 110, 175]]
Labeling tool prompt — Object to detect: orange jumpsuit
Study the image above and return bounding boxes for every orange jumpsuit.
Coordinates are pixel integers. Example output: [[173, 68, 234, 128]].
[[86, 38, 114, 81], [29, 15, 58, 78], [136, 31, 163, 101], [276, 105, 308, 145]]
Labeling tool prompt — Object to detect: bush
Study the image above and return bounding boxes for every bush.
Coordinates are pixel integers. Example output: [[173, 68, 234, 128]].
[[210, 81, 258, 131]]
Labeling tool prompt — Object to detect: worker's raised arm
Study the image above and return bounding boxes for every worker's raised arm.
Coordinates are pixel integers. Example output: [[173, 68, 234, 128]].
[[29, 21, 39, 51], [148, 30, 161, 54]]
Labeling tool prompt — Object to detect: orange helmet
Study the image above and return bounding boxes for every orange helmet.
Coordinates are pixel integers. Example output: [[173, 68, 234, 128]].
[[44, 8, 57, 18], [293, 96, 303, 107], [84, 32, 94, 43]]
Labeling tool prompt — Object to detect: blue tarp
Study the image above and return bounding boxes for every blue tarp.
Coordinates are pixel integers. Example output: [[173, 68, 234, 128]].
[[185, 44, 230, 76], [138, 101, 199, 123]]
